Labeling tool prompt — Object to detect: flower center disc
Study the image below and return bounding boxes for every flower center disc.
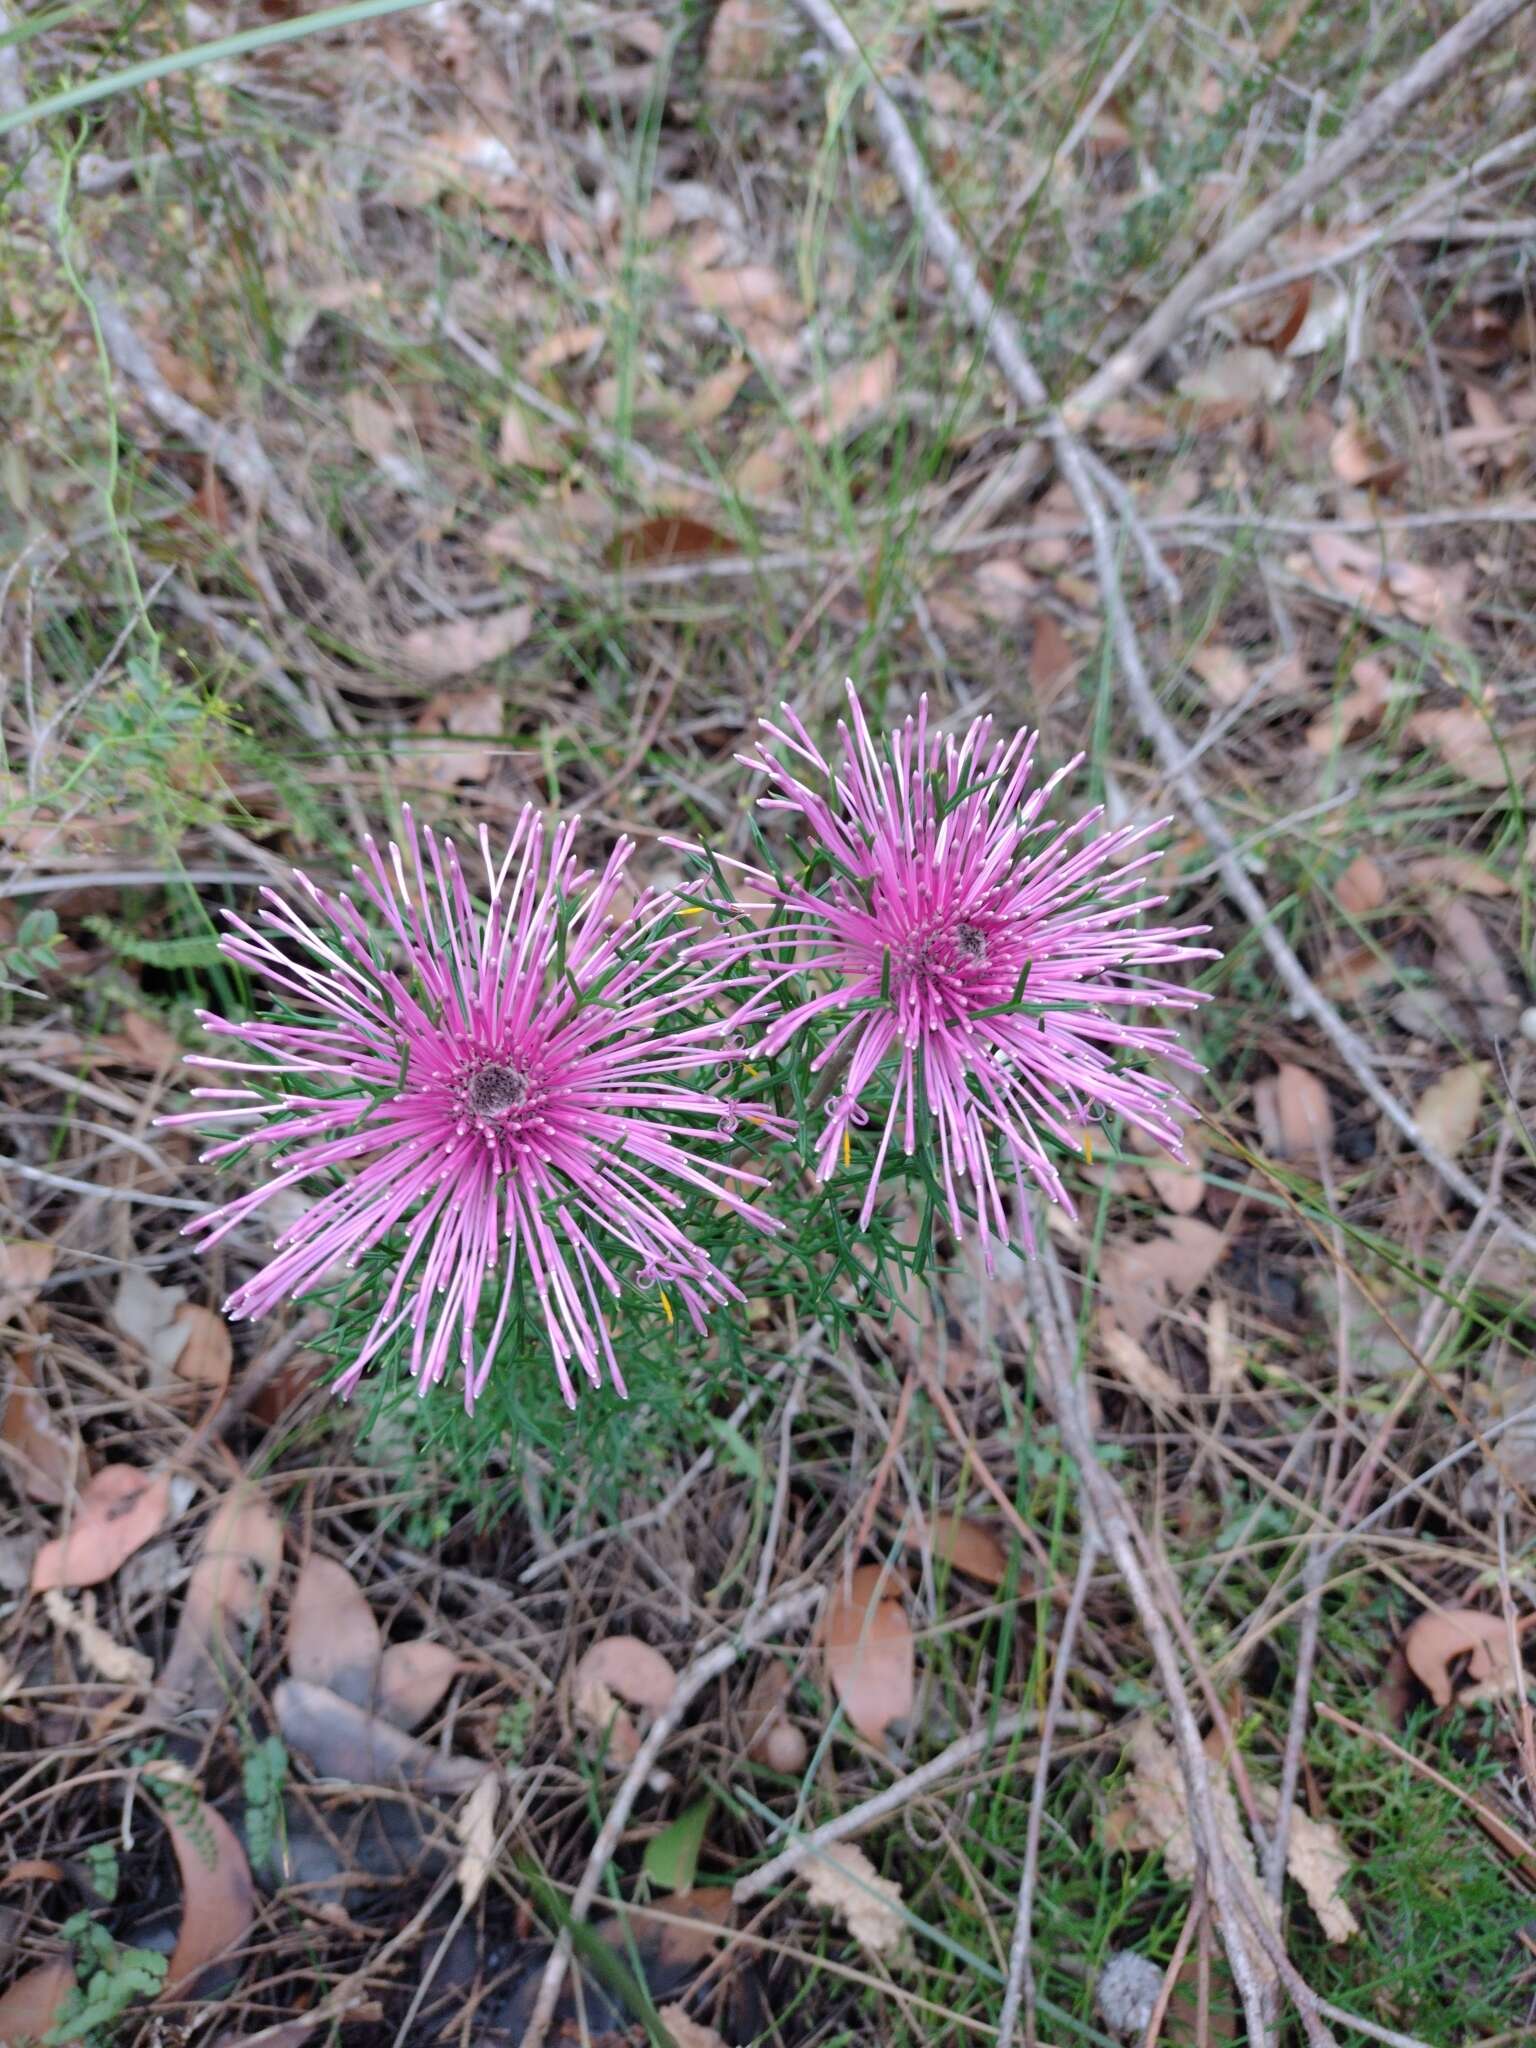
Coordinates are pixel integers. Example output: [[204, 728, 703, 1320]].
[[467, 1062, 529, 1118], [953, 922, 988, 963]]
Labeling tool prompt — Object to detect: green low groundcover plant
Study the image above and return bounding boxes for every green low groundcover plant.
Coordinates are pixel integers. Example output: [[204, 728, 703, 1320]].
[[164, 684, 1214, 1471]]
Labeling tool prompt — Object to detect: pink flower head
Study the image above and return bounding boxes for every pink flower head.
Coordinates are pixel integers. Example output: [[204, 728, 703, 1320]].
[[169, 807, 780, 1412], [696, 684, 1215, 1254]]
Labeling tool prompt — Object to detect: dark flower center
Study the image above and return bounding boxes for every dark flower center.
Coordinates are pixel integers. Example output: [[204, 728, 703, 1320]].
[[953, 922, 988, 964], [467, 1062, 529, 1118]]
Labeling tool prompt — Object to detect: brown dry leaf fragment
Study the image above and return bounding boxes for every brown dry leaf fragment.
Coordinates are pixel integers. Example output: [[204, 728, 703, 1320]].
[[970, 556, 1037, 629], [159, 1484, 283, 1701], [659, 2009, 730, 2048], [497, 406, 564, 471], [456, 1769, 500, 1908], [741, 1660, 808, 1772], [1252, 1063, 1333, 1162], [1, 1350, 78, 1506], [821, 1563, 914, 1745], [1318, 944, 1398, 1003], [376, 1640, 461, 1730], [1029, 611, 1077, 703], [1335, 855, 1386, 916], [704, 0, 777, 78], [287, 1555, 382, 1708], [274, 1677, 491, 1792], [31, 1464, 172, 1592], [521, 323, 604, 377], [574, 1636, 677, 1714], [1189, 644, 1251, 706], [1305, 654, 1392, 754], [1146, 1134, 1206, 1215], [905, 1512, 1010, 1586], [0, 1962, 75, 2044], [678, 359, 753, 429], [802, 1842, 905, 1957], [1407, 856, 1510, 898], [1100, 1319, 1184, 1407], [806, 346, 898, 443], [43, 1588, 153, 1689], [610, 515, 738, 569], [682, 262, 798, 325], [149, 1763, 256, 1998], [343, 387, 400, 459], [1177, 346, 1290, 408], [400, 605, 532, 680], [1285, 1807, 1358, 1942], [1328, 417, 1405, 490], [173, 1305, 232, 1401], [1434, 898, 1515, 1012], [412, 686, 505, 790], [113, 1269, 191, 1381], [0, 1240, 55, 1320], [1402, 1607, 1519, 1707], [1408, 706, 1530, 790], [1414, 1063, 1487, 1160]]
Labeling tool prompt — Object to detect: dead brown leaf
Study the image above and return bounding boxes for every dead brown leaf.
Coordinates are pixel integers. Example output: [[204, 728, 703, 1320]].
[[1407, 855, 1511, 898], [0, 1241, 55, 1321], [741, 1661, 808, 1773], [1402, 1607, 1519, 1707], [1029, 611, 1078, 703], [159, 1483, 283, 1701], [1178, 346, 1290, 409], [411, 687, 505, 789], [1335, 854, 1386, 916], [521, 323, 604, 377], [288, 1554, 382, 1707], [497, 406, 564, 471], [1433, 898, 1516, 1014], [1328, 416, 1405, 491], [0, 1962, 74, 2045], [821, 1563, 914, 1745], [1189, 644, 1251, 706], [1305, 653, 1393, 754], [1408, 705, 1530, 789], [31, 1464, 172, 1592], [1413, 1063, 1487, 1160], [1100, 1319, 1184, 1407], [804, 346, 897, 443], [172, 1305, 232, 1403], [609, 515, 738, 569], [1145, 1134, 1206, 1215], [150, 1763, 256, 1998], [1, 1350, 78, 1506], [678, 359, 752, 429], [682, 261, 798, 327], [658, 2008, 730, 2048], [904, 1512, 1010, 1586], [113, 1269, 191, 1381], [1101, 1218, 1226, 1343], [1252, 1062, 1333, 1162], [376, 1640, 461, 1730], [574, 1635, 677, 1714], [399, 605, 531, 681], [802, 1842, 905, 1957]]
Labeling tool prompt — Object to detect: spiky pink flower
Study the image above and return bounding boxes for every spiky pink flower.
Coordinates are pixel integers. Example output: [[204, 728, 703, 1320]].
[[692, 685, 1214, 1253], [169, 807, 780, 1412]]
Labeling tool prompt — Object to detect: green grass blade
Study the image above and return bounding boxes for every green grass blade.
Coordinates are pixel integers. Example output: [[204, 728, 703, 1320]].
[[0, 0, 431, 135]]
